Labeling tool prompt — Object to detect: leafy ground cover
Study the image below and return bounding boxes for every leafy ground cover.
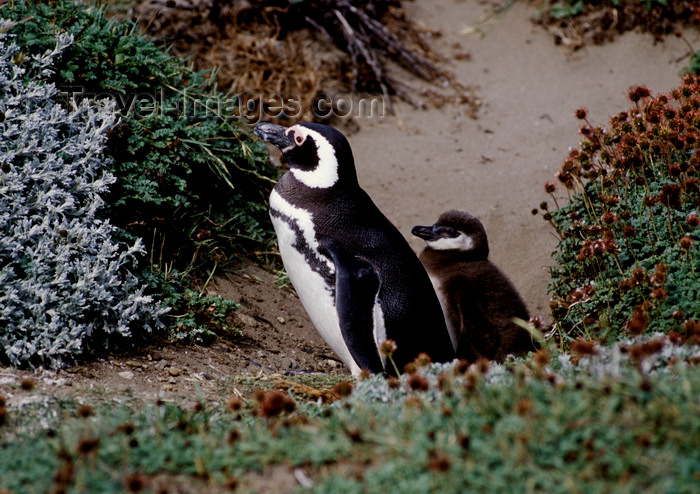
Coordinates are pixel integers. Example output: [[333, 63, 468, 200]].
[[0, 338, 697, 493], [535, 75, 700, 346]]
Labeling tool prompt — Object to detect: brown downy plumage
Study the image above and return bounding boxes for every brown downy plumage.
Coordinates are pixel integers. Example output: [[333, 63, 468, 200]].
[[412, 210, 538, 362]]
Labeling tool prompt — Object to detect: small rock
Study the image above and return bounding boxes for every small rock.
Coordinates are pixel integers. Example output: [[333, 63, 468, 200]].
[[277, 316, 286, 324], [125, 360, 143, 368], [154, 360, 168, 370], [118, 371, 135, 380], [238, 314, 258, 327], [281, 357, 298, 369], [167, 368, 182, 377]]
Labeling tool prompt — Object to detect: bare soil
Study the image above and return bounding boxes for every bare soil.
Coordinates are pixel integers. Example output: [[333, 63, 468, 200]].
[[2, 0, 698, 410]]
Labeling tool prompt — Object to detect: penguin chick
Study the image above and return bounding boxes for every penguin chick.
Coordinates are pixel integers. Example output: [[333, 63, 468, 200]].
[[254, 122, 455, 376], [411, 210, 538, 362]]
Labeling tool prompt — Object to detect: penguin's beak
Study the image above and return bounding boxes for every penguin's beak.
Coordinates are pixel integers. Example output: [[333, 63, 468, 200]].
[[411, 225, 439, 241], [254, 122, 292, 150]]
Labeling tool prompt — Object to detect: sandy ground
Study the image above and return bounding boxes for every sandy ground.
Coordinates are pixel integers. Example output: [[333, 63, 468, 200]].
[[350, 0, 697, 320], [2, 0, 698, 406]]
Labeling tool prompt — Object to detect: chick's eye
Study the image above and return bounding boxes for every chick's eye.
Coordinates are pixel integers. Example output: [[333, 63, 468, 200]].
[[437, 226, 458, 237]]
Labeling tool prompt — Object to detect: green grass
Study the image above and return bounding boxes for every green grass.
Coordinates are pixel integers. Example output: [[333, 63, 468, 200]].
[[1, 347, 697, 493]]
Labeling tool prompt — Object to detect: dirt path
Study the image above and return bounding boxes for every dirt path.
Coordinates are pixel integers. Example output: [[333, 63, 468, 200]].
[[350, 0, 697, 320], [2, 0, 698, 404]]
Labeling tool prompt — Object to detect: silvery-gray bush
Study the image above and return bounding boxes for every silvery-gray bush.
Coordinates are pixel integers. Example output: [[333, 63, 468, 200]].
[[0, 23, 164, 368]]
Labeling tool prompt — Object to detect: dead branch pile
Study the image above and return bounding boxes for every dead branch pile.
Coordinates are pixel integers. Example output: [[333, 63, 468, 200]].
[[133, 0, 478, 123], [534, 0, 700, 50]]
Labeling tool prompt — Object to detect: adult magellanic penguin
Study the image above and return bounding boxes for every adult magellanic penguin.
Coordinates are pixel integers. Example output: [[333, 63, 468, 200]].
[[411, 210, 538, 362], [254, 122, 455, 376]]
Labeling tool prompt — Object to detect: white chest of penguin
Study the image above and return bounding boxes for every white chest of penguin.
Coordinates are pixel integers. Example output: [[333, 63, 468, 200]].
[[269, 188, 364, 374]]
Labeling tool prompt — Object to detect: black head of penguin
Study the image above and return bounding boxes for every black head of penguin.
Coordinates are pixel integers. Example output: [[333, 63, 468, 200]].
[[254, 122, 358, 189], [411, 210, 489, 261]]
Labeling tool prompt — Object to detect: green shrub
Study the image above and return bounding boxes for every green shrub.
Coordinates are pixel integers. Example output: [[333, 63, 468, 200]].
[[0, 26, 165, 368], [4, 0, 277, 267], [2, 0, 279, 346], [540, 76, 699, 345]]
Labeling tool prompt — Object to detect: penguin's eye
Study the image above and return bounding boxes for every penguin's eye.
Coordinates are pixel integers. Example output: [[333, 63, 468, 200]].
[[294, 134, 305, 145]]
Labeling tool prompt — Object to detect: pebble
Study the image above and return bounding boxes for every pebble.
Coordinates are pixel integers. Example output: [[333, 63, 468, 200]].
[[238, 314, 258, 327], [167, 368, 182, 377], [118, 371, 135, 380], [281, 357, 298, 369], [277, 316, 286, 324]]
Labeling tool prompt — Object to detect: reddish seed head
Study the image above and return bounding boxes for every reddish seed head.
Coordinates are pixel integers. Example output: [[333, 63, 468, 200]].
[[258, 391, 295, 418], [407, 373, 430, 392], [223, 477, 239, 491], [641, 338, 665, 356], [570, 339, 598, 357], [414, 353, 432, 367], [515, 398, 533, 416], [457, 434, 470, 450], [20, 378, 35, 391], [533, 349, 550, 368], [628, 85, 651, 103], [226, 397, 243, 413], [679, 236, 693, 250], [544, 181, 556, 194], [227, 429, 241, 444], [627, 309, 649, 336], [453, 359, 469, 375], [574, 107, 588, 120], [332, 380, 354, 398], [686, 212, 700, 227], [380, 339, 397, 357], [622, 226, 636, 238], [601, 212, 617, 225], [403, 362, 418, 375], [427, 454, 452, 472], [77, 404, 93, 418], [672, 310, 686, 321], [125, 473, 148, 493], [77, 438, 100, 455], [651, 288, 667, 300]]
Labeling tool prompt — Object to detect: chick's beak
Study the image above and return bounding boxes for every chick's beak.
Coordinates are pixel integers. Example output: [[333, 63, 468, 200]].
[[411, 225, 438, 241]]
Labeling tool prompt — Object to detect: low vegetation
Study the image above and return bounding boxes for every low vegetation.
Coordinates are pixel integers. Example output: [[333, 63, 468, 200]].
[[1, 1, 698, 491], [0, 339, 697, 492], [1, 0, 278, 366], [537, 75, 699, 346]]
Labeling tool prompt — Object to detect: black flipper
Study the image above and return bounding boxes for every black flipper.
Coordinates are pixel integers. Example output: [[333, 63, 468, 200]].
[[321, 241, 384, 374]]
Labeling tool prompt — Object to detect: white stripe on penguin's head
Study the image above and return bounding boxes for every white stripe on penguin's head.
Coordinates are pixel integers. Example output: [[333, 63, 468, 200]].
[[286, 125, 339, 188]]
